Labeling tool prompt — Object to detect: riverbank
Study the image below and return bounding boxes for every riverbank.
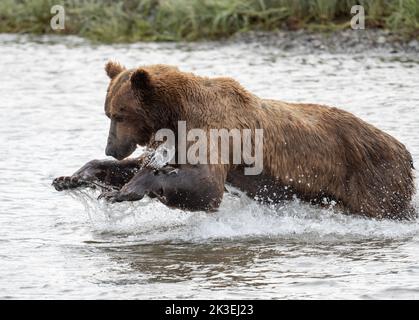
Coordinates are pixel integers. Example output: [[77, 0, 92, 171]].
[[231, 29, 419, 54], [0, 0, 418, 43], [2, 28, 418, 56]]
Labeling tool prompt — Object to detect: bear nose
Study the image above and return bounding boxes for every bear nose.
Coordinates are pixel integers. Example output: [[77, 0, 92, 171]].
[[105, 145, 116, 158]]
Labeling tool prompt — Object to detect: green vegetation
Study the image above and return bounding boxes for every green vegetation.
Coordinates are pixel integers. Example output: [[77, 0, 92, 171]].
[[0, 0, 418, 42]]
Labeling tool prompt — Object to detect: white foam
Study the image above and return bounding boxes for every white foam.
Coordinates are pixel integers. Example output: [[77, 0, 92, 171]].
[[69, 187, 419, 244]]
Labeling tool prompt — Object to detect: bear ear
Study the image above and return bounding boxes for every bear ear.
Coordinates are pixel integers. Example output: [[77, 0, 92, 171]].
[[105, 61, 125, 79], [130, 68, 153, 96]]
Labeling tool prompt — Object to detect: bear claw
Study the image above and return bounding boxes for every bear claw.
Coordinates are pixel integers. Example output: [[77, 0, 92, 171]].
[[98, 190, 145, 203], [52, 176, 87, 191], [98, 190, 121, 203]]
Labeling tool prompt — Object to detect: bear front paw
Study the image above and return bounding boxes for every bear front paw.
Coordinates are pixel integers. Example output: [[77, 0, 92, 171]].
[[98, 190, 122, 203], [52, 176, 88, 191], [98, 189, 145, 203]]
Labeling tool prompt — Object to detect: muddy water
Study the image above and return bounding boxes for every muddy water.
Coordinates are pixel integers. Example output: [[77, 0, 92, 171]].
[[0, 34, 418, 299]]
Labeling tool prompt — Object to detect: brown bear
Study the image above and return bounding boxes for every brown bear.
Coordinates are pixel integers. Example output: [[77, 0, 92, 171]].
[[53, 61, 416, 219]]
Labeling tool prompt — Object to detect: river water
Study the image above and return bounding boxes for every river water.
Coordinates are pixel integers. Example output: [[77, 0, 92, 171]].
[[0, 34, 418, 299]]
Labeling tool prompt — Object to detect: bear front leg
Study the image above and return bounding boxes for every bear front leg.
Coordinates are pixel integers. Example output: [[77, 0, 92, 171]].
[[52, 157, 144, 191], [99, 165, 227, 211], [98, 167, 158, 203]]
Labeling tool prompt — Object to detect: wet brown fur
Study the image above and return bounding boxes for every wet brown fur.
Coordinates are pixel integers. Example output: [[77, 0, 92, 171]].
[[102, 61, 415, 218]]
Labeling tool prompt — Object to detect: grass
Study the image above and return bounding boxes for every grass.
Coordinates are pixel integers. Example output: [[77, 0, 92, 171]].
[[0, 0, 418, 42]]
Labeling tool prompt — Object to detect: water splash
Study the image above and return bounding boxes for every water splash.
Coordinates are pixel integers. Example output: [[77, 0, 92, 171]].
[[68, 187, 419, 244], [146, 144, 176, 169]]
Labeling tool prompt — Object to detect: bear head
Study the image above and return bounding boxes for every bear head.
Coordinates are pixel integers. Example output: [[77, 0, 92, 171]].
[[103, 61, 183, 160]]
